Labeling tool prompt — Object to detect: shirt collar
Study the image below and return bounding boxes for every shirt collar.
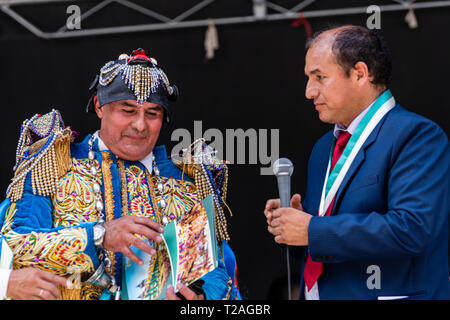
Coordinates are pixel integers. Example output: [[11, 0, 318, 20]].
[[333, 100, 374, 139], [92, 131, 153, 173]]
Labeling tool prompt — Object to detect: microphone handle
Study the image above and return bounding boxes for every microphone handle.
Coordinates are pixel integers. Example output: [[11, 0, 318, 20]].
[[276, 174, 292, 300], [276, 175, 291, 208]]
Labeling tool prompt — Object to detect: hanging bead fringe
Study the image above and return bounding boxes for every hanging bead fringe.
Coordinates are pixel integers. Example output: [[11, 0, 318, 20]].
[[173, 142, 232, 243], [7, 123, 72, 203]]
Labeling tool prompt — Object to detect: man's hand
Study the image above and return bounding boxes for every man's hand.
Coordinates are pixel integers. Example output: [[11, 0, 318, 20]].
[[102, 215, 164, 265], [165, 284, 205, 300], [6, 268, 68, 300], [264, 193, 303, 225], [267, 207, 312, 246]]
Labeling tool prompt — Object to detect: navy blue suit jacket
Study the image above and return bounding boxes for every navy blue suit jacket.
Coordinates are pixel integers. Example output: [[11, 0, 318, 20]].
[[298, 105, 450, 299]]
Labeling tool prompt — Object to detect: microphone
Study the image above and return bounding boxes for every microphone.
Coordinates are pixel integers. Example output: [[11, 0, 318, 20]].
[[273, 158, 294, 300], [273, 158, 294, 208]]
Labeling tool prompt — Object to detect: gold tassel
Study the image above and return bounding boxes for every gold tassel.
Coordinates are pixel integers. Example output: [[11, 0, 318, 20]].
[[30, 127, 72, 198], [58, 286, 82, 300], [173, 158, 199, 180], [8, 127, 73, 202], [54, 127, 73, 178], [31, 143, 58, 197]]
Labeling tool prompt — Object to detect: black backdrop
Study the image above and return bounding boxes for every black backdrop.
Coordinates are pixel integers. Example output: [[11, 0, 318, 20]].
[[0, 1, 449, 299]]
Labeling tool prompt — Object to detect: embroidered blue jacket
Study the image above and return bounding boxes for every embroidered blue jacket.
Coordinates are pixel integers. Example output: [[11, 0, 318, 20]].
[[0, 135, 240, 300]]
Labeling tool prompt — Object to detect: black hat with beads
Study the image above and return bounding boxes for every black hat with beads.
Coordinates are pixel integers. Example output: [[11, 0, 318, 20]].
[[86, 48, 178, 122]]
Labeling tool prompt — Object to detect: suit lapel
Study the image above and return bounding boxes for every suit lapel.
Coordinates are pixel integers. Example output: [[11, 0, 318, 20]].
[[330, 109, 392, 215]]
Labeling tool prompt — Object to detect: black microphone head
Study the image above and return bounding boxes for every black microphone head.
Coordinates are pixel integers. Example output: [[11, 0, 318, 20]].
[[273, 158, 294, 176]]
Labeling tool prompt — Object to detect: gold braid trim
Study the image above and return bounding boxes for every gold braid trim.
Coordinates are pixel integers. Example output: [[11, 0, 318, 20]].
[[101, 152, 116, 275], [118, 159, 130, 217]]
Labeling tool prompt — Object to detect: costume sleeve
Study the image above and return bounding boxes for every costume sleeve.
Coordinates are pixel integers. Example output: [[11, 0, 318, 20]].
[[308, 121, 450, 263], [1, 173, 100, 276], [201, 241, 241, 300]]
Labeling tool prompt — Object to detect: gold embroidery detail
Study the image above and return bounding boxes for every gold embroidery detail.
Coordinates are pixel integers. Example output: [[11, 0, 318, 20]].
[[3, 226, 94, 276], [52, 158, 102, 227], [119, 162, 154, 219], [151, 176, 197, 222]]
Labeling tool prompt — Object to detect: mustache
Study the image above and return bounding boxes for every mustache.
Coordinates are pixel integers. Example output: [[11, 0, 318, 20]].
[[121, 130, 149, 139]]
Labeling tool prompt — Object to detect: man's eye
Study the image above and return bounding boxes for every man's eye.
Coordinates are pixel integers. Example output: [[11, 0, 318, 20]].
[[317, 75, 324, 80], [122, 109, 134, 113]]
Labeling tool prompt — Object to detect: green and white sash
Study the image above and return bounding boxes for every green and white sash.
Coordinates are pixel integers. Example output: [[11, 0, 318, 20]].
[[318, 90, 396, 216]]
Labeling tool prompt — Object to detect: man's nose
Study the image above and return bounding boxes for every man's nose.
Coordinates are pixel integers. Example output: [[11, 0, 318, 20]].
[[305, 80, 318, 100], [131, 112, 146, 132]]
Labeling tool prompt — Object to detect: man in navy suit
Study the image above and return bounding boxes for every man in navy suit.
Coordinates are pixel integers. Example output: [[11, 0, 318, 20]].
[[264, 25, 449, 299]]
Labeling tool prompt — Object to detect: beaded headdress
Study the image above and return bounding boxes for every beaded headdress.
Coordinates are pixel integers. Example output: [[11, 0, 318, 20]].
[[86, 48, 178, 122], [7, 109, 72, 202]]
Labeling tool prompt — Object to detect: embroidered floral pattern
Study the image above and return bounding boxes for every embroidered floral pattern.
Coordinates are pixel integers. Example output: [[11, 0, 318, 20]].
[[4, 222, 94, 275], [53, 158, 102, 227], [151, 176, 197, 221], [124, 165, 153, 218]]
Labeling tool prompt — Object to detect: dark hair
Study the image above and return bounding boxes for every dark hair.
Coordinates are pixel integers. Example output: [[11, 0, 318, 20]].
[[306, 25, 392, 87]]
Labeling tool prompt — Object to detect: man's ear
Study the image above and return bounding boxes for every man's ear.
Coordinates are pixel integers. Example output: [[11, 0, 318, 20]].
[[93, 95, 103, 119], [353, 61, 371, 85]]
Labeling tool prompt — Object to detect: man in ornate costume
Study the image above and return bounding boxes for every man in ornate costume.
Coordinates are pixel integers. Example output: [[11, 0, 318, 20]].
[[0, 48, 240, 300]]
